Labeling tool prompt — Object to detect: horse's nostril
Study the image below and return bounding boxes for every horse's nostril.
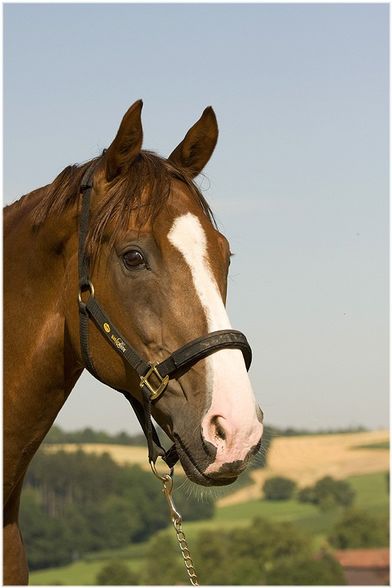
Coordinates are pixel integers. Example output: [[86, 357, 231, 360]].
[[210, 415, 227, 443], [216, 424, 226, 441]]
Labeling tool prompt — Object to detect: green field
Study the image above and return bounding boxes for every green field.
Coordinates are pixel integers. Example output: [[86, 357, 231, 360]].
[[30, 471, 389, 585], [29, 545, 145, 585]]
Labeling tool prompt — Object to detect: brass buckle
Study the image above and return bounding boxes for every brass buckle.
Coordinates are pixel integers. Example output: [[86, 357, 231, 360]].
[[140, 362, 169, 400]]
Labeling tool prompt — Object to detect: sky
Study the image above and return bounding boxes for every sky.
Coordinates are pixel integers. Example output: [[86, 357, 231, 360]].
[[4, 3, 389, 434]]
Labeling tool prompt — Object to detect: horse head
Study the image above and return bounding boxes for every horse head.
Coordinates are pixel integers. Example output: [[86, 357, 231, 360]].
[[63, 100, 263, 486]]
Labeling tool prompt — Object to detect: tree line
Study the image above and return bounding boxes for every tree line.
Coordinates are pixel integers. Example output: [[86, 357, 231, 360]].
[[42, 423, 367, 475], [43, 425, 147, 446], [98, 517, 346, 585], [263, 475, 356, 509], [20, 449, 214, 570], [44, 423, 368, 447], [95, 489, 389, 585]]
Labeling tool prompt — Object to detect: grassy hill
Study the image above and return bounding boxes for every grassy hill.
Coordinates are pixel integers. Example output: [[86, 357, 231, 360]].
[[30, 470, 389, 585], [219, 429, 389, 506], [30, 430, 389, 585]]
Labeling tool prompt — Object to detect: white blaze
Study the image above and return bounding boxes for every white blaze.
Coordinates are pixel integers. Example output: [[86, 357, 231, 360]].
[[168, 213, 261, 469]]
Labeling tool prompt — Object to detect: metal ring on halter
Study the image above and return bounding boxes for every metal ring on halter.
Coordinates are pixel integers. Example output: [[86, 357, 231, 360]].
[[78, 280, 95, 305], [150, 458, 174, 482]]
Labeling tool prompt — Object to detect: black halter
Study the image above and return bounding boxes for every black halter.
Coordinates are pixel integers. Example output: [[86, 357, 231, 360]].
[[78, 161, 252, 468]]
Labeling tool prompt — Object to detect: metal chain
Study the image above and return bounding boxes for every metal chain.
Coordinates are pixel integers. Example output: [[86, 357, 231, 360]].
[[173, 517, 199, 586], [150, 461, 200, 586]]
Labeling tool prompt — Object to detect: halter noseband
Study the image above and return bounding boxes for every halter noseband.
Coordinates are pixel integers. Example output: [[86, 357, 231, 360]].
[[78, 161, 252, 468]]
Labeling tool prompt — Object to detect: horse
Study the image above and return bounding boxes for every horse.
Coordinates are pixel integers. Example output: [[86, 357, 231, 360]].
[[3, 100, 264, 585]]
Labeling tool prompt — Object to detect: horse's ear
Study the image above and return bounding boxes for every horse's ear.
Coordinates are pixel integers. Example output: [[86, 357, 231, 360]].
[[168, 107, 218, 178], [105, 100, 143, 182]]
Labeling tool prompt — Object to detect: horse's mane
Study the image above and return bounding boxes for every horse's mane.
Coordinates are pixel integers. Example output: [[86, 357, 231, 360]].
[[32, 150, 215, 254]]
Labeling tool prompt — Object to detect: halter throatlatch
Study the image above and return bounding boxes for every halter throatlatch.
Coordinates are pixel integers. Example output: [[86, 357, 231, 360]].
[[77, 160, 252, 468]]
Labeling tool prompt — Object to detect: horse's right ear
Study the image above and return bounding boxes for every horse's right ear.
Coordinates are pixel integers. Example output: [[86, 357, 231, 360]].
[[105, 100, 143, 182]]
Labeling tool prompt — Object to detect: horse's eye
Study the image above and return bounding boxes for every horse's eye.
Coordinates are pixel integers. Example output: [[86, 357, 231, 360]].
[[123, 250, 146, 270]]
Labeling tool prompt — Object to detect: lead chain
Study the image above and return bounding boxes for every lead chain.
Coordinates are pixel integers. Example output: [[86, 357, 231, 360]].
[[150, 462, 200, 586], [173, 517, 199, 586]]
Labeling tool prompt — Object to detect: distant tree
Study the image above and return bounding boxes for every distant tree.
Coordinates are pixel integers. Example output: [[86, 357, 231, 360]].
[[329, 508, 389, 549], [174, 486, 214, 521], [142, 517, 311, 585], [182, 517, 342, 585], [19, 488, 73, 570], [140, 533, 184, 585], [263, 476, 297, 500], [20, 447, 215, 570], [195, 517, 311, 584], [266, 552, 346, 585], [43, 423, 369, 447], [96, 560, 139, 585], [43, 425, 65, 444], [298, 476, 355, 510], [99, 495, 142, 549], [43, 424, 147, 446], [297, 485, 317, 504], [114, 431, 145, 446]]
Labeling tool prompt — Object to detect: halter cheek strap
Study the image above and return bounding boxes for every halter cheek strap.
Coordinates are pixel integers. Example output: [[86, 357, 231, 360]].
[[77, 161, 253, 468]]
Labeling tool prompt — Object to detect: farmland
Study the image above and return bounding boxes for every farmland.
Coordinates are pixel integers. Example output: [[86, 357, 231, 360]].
[[30, 471, 389, 585], [31, 429, 389, 585], [45, 429, 389, 505]]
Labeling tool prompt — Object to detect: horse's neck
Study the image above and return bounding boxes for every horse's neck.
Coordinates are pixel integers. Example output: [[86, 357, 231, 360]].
[[4, 189, 82, 497]]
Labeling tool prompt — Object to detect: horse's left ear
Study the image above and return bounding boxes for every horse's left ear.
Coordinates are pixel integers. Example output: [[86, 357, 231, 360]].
[[105, 100, 143, 182], [168, 107, 218, 178]]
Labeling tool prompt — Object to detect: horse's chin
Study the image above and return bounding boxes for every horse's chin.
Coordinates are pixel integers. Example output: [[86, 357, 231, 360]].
[[174, 438, 239, 487], [186, 468, 238, 487]]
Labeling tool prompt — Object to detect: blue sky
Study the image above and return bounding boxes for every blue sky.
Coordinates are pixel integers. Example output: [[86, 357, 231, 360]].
[[4, 3, 389, 433]]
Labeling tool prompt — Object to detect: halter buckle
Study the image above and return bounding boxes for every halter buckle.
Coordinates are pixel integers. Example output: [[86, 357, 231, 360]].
[[140, 362, 169, 400], [78, 280, 95, 306]]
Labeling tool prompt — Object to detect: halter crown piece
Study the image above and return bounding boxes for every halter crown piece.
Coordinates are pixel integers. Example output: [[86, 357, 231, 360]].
[[77, 160, 253, 467]]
